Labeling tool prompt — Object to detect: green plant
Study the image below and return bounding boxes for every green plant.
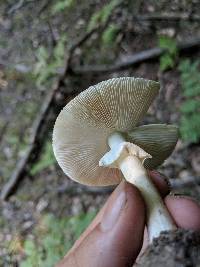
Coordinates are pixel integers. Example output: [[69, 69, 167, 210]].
[[21, 212, 96, 267], [51, 0, 74, 14], [158, 35, 177, 71], [178, 59, 200, 143], [30, 141, 56, 175], [34, 36, 67, 88], [87, 0, 120, 31], [102, 23, 119, 47]]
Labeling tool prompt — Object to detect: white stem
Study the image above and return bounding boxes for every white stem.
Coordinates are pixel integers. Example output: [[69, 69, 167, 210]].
[[108, 132, 126, 147], [108, 132, 176, 242]]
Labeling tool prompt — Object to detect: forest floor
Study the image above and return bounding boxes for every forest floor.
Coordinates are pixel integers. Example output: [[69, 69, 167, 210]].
[[0, 0, 200, 266]]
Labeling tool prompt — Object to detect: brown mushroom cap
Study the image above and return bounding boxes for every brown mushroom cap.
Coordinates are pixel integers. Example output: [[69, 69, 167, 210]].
[[52, 77, 177, 186]]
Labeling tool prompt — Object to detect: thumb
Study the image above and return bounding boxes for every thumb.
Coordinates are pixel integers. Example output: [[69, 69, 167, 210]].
[[57, 182, 145, 267]]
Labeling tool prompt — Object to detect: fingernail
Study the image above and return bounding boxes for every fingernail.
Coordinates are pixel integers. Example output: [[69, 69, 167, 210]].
[[101, 182, 126, 232], [169, 192, 198, 202]]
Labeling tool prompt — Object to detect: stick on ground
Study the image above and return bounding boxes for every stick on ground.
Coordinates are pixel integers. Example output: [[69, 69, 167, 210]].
[[0, 28, 97, 201], [73, 37, 200, 74], [135, 13, 200, 22]]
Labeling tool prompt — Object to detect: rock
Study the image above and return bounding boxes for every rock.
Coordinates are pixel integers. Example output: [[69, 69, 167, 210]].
[[179, 170, 194, 182], [157, 28, 176, 37], [22, 221, 34, 231], [36, 199, 48, 213], [71, 197, 83, 216]]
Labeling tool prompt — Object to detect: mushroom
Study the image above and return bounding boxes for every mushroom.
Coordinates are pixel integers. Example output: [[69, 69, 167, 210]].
[[53, 77, 178, 242]]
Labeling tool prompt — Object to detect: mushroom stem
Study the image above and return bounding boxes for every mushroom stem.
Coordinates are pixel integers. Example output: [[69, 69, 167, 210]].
[[108, 132, 176, 242]]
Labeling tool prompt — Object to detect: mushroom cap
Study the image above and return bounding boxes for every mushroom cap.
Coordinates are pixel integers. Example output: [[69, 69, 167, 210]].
[[53, 77, 177, 186]]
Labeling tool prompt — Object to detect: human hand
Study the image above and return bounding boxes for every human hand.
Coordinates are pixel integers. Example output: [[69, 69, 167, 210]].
[[56, 171, 200, 267]]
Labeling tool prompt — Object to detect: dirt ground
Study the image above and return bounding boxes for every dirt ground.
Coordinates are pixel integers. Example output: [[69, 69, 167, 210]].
[[0, 0, 200, 266]]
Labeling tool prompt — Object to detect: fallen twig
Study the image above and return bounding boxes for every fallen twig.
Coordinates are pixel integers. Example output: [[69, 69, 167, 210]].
[[72, 37, 200, 74], [0, 28, 97, 201], [7, 0, 35, 14], [135, 13, 200, 22]]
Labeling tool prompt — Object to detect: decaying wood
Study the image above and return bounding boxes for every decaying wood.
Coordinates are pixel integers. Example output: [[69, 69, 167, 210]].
[[73, 37, 200, 74], [0, 28, 97, 201]]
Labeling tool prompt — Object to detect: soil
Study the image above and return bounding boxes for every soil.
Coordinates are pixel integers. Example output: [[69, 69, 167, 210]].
[[137, 229, 200, 267]]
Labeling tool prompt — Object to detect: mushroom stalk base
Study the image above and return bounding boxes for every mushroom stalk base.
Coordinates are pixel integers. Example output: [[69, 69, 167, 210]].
[[100, 132, 176, 242]]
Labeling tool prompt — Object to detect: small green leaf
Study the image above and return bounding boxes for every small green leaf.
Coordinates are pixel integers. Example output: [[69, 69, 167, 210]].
[[180, 114, 200, 143], [160, 54, 175, 71], [30, 141, 56, 175], [33, 36, 67, 88], [87, 0, 120, 31], [102, 24, 119, 46], [158, 36, 177, 72], [179, 59, 200, 143], [159, 35, 177, 55], [180, 99, 200, 113], [52, 0, 74, 14], [54, 36, 67, 58]]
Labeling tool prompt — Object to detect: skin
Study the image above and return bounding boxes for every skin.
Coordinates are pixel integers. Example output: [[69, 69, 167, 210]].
[[56, 171, 200, 267]]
